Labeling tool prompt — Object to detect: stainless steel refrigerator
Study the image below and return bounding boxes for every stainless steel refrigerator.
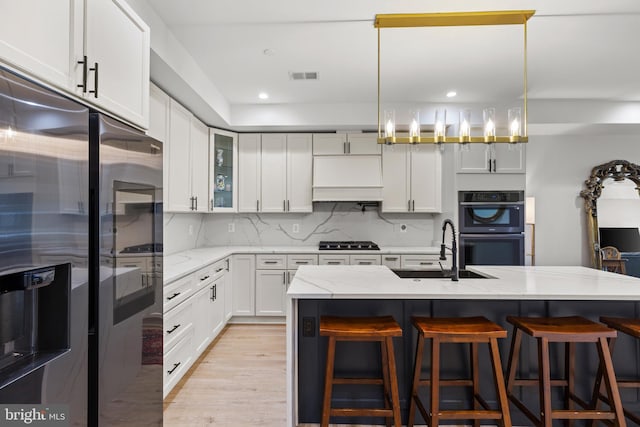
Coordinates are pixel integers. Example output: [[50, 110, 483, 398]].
[[0, 66, 163, 425]]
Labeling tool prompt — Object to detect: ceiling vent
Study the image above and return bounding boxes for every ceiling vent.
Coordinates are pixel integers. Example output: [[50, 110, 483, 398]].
[[289, 71, 319, 81]]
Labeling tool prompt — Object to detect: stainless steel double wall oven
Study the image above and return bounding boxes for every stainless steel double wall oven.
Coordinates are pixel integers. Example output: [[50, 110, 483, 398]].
[[458, 191, 525, 269]]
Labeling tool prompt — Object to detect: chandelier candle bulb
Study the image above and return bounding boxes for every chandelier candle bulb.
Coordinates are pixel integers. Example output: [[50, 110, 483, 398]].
[[384, 110, 396, 140], [409, 110, 420, 140], [483, 107, 496, 142], [459, 109, 471, 142], [508, 107, 522, 142], [434, 108, 446, 142]]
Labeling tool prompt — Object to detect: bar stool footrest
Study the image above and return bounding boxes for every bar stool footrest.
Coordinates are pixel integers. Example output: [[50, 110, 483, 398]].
[[331, 408, 394, 417]]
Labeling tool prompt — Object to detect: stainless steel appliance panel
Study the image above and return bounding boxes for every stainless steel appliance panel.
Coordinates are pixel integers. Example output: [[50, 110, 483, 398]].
[[459, 234, 525, 268], [458, 191, 524, 234]]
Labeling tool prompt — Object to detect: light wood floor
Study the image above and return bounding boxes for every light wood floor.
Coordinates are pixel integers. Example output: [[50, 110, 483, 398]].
[[163, 324, 287, 426]]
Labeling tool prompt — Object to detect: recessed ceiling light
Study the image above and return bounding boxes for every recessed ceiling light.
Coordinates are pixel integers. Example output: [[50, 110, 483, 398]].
[[258, 92, 269, 100], [446, 91, 457, 98]]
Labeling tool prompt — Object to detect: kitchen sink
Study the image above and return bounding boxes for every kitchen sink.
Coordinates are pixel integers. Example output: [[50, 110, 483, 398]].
[[391, 269, 489, 279]]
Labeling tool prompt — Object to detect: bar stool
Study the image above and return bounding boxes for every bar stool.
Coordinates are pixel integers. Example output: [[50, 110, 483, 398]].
[[505, 315, 626, 427], [407, 316, 512, 427], [592, 317, 640, 425], [319, 315, 402, 427]]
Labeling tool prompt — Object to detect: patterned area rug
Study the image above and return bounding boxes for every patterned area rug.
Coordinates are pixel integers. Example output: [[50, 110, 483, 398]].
[[142, 315, 163, 365]]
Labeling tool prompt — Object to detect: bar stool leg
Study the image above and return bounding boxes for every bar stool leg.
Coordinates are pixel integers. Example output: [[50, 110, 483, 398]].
[[566, 342, 575, 427], [385, 336, 402, 427], [471, 342, 481, 427], [408, 334, 425, 427], [431, 337, 441, 427], [321, 336, 336, 427], [596, 337, 626, 427], [506, 327, 523, 397], [538, 337, 553, 427], [489, 337, 512, 427], [590, 337, 618, 427], [380, 339, 392, 427]]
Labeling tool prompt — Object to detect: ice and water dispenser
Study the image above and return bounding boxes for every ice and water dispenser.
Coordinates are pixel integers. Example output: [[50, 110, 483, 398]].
[[0, 263, 70, 393]]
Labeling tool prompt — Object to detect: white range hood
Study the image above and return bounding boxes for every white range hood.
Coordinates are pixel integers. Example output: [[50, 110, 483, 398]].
[[312, 155, 383, 201]]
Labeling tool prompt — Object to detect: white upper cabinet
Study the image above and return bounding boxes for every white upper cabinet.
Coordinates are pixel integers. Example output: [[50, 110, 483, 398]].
[[238, 133, 312, 213], [209, 129, 238, 212], [0, 0, 149, 129], [83, 0, 150, 129], [149, 84, 170, 207], [382, 144, 442, 213], [456, 144, 526, 174], [238, 134, 261, 213], [0, 0, 83, 92], [312, 133, 380, 155], [166, 100, 209, 212]]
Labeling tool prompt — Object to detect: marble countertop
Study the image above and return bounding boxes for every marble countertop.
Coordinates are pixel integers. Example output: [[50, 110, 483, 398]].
[[287, 265, 640, 301], [163, 246, 443, 283]]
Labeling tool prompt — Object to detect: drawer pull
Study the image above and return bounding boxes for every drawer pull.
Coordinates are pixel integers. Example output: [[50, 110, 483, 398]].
[[295, 261, 309, 264], [419, 261, 434, 265], [167, 362, 181, 375], [327, 261, 341, 265], [166, 324, 181, 334], [200, 275, 210, 281], [215, 267, 224, 273], [166, 292, 181, 301], [263, 261, 278, 264], [385, 257, 398, 261], [358, 261, 372, 265]]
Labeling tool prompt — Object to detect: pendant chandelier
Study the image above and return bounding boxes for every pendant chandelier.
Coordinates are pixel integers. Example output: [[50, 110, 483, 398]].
[[374, 10, 535, 145]]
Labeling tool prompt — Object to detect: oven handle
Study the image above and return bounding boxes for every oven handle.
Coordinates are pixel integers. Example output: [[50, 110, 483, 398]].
[[460, 233, 524, 239], [459, 201, 524, 206]]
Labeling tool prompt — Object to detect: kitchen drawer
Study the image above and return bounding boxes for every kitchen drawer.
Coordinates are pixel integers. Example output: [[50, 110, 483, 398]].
[[286, 254, 318, 270], [401, 254, 449, 270], [256, 254, 287, 269], [116, 256, 149, 270], [163, 274, 194, 313], [210, 258, 228, 279], [349, 254, 381, 265], [318, 254, 350, 265], [163, 299, 194, 353], [163, 329, 194, 398], [381, 254, 401, 268]]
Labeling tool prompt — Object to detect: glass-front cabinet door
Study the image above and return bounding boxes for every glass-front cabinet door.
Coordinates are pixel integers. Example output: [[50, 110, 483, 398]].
[[209, 129, 238, 212]]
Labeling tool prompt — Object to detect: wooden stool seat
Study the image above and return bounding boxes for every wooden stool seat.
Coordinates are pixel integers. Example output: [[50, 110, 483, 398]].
[[408, 316, 512, 427], [320, 315, 402, 427], [593, 317, 640, 425], [505, 315, 626, 427]]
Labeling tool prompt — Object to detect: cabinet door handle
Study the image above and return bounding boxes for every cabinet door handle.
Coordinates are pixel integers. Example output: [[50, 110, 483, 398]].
[[488, 158, 492, 172], [256, 200, 259, 211], [412, 200, 415, 211], [493, 159, 496, 173], [194, 196, 198, 211], [225, 259, 230, 271], [167, 292, 181, 301], [89, 62, 98, 98], [167, 362, 181, 375], [343, 141, 347, 154], [287, 200, 290, 212], [347, 141, 351, 154], [211, 199, 214, 210], [210, 284, 216, 301], [166, 324, 181, 334], [283, 200, 286, 211], [283, 271, 286, 284], [408, 200, 411, 211], [287, 271, 291, 284], [77, 56, 88, 92]]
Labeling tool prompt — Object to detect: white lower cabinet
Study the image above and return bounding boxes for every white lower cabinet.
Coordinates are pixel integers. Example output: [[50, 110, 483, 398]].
[[349, 254, 381, 265], [232, 254, 256, 316], [255, 269, 288, 316], [318, 254, 350, 265], [381, 254, 401, 268], [163, 257, 229, 397], [401, 254, 450, 270]]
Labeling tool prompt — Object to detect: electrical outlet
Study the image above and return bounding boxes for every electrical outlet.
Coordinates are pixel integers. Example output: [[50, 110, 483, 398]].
[[228, 223, 235, 233], [302, 317, 315, 337], [292, 223, 300, 233], [400, 224, 408, 233], [188, 225, 194, 236]]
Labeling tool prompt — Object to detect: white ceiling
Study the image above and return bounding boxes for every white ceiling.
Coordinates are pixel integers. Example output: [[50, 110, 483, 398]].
[[147, 0, 640, 130]]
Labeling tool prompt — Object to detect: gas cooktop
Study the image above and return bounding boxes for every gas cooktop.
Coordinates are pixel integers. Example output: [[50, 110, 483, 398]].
[[120, 243, 163, 254], [318, 241, 380, 251]]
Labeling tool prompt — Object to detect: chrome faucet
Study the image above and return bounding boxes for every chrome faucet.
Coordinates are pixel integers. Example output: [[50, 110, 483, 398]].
[[440, 219, 459, 281]]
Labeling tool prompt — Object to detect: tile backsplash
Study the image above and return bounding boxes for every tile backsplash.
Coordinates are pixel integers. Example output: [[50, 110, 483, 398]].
[[163, 203, 451, 255]]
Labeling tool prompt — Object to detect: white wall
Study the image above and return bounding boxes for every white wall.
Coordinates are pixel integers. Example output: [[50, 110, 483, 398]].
[[526, 133, 640, 266]]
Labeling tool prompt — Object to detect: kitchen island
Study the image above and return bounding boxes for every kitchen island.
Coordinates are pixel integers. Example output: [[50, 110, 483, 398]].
[[286, 265, 640, 426]]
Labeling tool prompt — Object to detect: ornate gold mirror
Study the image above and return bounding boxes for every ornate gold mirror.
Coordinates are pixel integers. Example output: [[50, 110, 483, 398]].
[[580, 160, 640, 269]]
